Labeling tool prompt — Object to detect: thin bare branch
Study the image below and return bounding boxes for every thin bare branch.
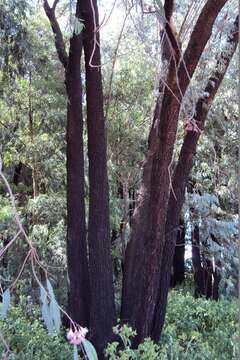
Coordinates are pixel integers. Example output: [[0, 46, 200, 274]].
[[169, 15, 239, 210], [43, 0, 68, 68], [52, 0, 60, 11], [178, 0, 228, 93], [105, 5, 133, 119]]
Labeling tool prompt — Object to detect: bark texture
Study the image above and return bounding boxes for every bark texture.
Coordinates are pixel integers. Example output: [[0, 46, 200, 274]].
[[192, 225, 205, 297], [151, 14, 238, 340], [121, 0, 229, 343], [65, 31, 90, 326], [81, 0, 116, 354], [44, 0, 90, 326], [171, 218, 185, 287]]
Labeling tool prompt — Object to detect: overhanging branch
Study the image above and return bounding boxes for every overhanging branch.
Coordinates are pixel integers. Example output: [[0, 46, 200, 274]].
[[178, 0, 228, 95], [52, 0, 60, 11], [43, 0, 68, 69], [151, 15, 239, 339], [170, 14, 239, 216]]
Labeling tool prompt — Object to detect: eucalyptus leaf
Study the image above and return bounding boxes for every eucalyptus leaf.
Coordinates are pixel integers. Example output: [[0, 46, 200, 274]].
[[47, 279, 61, 332], [39, 281, 61, 334], [40, 285, 54, 334], [73, 344, 78, 360], [83, 339, 98, 360], [0, 288, 10, 319], [74, 17, 84, 36]]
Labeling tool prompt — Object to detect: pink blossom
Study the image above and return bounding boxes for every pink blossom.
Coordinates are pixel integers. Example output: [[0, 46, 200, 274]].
[[67, 327, 88, 345]]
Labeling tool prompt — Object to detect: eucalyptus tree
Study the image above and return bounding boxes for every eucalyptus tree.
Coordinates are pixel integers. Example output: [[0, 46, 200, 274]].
[[121, 0, 238, 343], [7, 0, 237, 356], [43, 0, 115, 353]]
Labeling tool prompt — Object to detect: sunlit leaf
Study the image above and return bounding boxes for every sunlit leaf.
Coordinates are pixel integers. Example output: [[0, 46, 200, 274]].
[[40, 285, 54, 334], [73, 17, 84, 36], [39, 281, 61, 334], [46, 279, 61, 332], [82, 339, 98, 360], [0, 288, 10, 319], [73, 344, 78, 360]]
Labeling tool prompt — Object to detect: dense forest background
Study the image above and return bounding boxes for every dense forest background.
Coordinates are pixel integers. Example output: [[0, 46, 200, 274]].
[[0, 0, 239, 359]]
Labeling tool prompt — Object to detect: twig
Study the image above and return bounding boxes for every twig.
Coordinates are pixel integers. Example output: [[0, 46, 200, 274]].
[[105, 5, 133, 118], [89, 0, 100, 68]]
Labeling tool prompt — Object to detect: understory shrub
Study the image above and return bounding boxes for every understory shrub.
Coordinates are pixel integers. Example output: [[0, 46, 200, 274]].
[[0, 290, 238, 359], [0, 298, 71, 359], [106, 289, 238, 360]]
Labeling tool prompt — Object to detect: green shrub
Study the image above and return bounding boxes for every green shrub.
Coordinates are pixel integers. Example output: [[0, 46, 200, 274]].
[[106, 289, 238, 360], [0, 290, 238, 359], [0, 300, 71, 359], [161, 289, 238, 360]]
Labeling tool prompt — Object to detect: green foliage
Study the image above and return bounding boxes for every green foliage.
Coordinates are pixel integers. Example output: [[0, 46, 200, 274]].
[[73, 344, 79, 360], [0, 197, 12, 230], [0, 2, 238, 359], [106, 290, 238, 360], [0, 288, 11, 319], [39, 280, 61, 335], [0, 302, 71, 359], [161, 289, 238, 359], [186, 191, 238, 297], [83, 339, 98, 360]]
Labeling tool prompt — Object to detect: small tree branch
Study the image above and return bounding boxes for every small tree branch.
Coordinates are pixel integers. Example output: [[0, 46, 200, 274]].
[[178, 0, 228, 94], [43, 0, 68, 69], [164, 0, 174, 22], [52, 0, 60, 11], [105, 5, 133, 119], [169, 14, 239, 230], [152, 16, 239, 339]]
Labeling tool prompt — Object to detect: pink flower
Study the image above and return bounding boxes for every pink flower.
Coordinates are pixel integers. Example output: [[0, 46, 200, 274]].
[[67, 327, 88, 345]]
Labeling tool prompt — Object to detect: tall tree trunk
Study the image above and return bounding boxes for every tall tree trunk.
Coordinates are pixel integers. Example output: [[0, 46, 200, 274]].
[[212, 260, 221, 300], [122, 0, 228, 344], [151, 14, 238, 341], [65, 30, 90, 327], [171, 217, 185, 287], [28, 74, 38, 199], [192, 225, 205, 298], [121, 0, 176, 328], [44, 0, 90, 327], [13, 163, 22, 186], [81, 0, 116, 353], [119, 177, 129, 257]]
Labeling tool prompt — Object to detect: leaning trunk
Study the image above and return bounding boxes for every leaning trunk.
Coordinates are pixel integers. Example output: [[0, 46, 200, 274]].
[[122, 0, 228, 343], [150, 13, 238, 340]]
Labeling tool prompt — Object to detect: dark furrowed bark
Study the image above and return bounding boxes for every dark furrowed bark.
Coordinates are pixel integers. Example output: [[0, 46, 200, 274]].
[[164, 0, 174, 22], [122, 1, 229, 343], [44, 0, 90, 326], [65, 31, 90, 327], [151, 15, 238, 340], [212, 261, 221, 300], [80, 0, 116, 355], [43, 0, 68, 69], [121, 6, 178, 330], [120, 68, 171, 330], [205, 258, 213, 299], [171, 217, 185, 287], [192, 225, 205, 298], [177, 0, 228, 94]]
